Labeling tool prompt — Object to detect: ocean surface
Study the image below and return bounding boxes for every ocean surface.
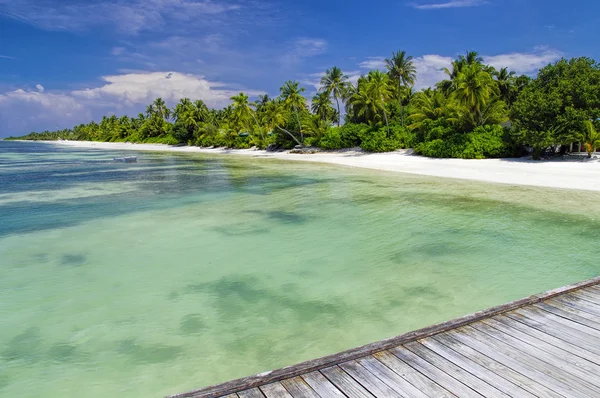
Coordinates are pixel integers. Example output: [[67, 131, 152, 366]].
[[1, 140, 599, 397]]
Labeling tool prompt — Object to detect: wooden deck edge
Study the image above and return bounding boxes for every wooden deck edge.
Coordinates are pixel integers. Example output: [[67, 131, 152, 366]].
[[168, 275, 600, 398]]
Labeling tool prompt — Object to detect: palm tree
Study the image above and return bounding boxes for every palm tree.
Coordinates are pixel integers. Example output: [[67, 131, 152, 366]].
[[580, 120, 600, 158], [459, 51, 484, 66], [255, 94, 270, 111], [493, 67, 516, 105], [348, 77, 377, 124], [230, 92, 263, 140], [311, 91, 335, 122], [364, 70, 393, 135], [280, 81, 307, 143], [453, 65, 499, 115], [385, 51, 416, 127], [151, 97, 171, 120], [439, 51, 485, 95], [320, 67, 349, 126], [409, 88, 457, 129], [262, 99, 302, 146]]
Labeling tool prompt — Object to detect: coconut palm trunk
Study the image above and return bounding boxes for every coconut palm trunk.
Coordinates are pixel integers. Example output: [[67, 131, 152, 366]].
[[335, 97, 341, 127], [382, 97, 390, 136], [398, 79, 405, 128], [293, 106, 303, 144], [276, 126, 303, 146], [250, 112, 264, 141]]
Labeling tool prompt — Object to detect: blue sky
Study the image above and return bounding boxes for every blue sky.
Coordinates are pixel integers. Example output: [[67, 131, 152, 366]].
[[1, 0, 599, 136]]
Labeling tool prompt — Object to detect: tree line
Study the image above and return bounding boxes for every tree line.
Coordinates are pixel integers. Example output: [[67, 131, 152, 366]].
[[9, 51, 600, 159]]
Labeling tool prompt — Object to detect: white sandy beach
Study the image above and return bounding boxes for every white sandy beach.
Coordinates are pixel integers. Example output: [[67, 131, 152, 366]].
[[48, 140, 600, 192]]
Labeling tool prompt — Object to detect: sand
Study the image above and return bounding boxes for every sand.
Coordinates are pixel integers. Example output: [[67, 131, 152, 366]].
[[48, 140, 600, 192]]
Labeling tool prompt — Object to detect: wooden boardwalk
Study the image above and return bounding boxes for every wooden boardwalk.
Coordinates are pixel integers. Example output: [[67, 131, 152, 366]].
[[170, 277, 600, 398]]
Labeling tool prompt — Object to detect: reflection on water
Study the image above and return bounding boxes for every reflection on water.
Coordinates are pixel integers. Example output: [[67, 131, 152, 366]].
[[1, 141, 600, 397]]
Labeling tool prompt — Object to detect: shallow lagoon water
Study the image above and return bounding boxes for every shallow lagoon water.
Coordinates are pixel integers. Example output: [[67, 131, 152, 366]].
[[1, 141, 599, 397]]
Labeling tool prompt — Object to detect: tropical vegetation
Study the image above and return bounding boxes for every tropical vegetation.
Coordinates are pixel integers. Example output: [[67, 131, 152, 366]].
[[9, 52, 600, 160]]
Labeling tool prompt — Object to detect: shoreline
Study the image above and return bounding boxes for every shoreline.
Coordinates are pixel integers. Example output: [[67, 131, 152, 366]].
[[39, 140, 600, 192]]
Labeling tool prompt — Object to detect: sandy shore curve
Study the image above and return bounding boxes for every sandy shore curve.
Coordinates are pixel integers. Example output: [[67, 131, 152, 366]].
[[46, 140, 600, 192]]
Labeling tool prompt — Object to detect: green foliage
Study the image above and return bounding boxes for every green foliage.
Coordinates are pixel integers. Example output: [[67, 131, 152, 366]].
[[340, 123, 369, 147], [511, 57, 600, 152], [318, 128, 344, 150], [360, 125, 408, 153], [415, 124, 516, 159], [11, 53, 598, 161], [143, 135, 179, 145]]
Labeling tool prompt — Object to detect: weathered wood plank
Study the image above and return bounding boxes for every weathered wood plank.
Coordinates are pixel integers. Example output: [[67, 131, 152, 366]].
[[587, 284, 600, 296], [573, 288, 600, 301], [506, 310, 600, 357], [237, 388, 265, 398], [301, 371, 346, 398], [279, 377, 320, 398], [551, 295, 600, 318], [339, 361, 403, 397], [418, 336, 537, 398], [259, 383, 293, 398], [471, 321, 600, 393], [372, 350, 456, 398], [535, 302, 600, 331], [431, 333, 563, 398], [356, 356, 430, 398], [221, 395, 239, 398], [320, 366, 374, 398], [403, 342, 509, 397], [448, 326, 589, 398], [168, 277, 600, 398], [389, 347, 483, 397], [487, 315, 600, 366], [569, 289, 600, 305], [542, 299, 600, 322], [516, 306, 600, 340]]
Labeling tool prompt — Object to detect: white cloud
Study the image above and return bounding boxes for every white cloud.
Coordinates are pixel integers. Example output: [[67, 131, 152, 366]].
[[413, 54, 453, 89], [111, 47, 126, 56], [0, 71, 263, 136], [280, 38, 328, 67], [72, 71, 260, 107], [412, 0, 487, 10], [483, 48, 563, 75], [0, 0, 243, 34], [0, 89, 91, 134], [359, 57, 386, 70], [0, 55, 16, 59]]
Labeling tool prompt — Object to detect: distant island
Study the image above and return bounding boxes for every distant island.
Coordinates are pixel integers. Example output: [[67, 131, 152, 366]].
[[8, 51, 600, 160]]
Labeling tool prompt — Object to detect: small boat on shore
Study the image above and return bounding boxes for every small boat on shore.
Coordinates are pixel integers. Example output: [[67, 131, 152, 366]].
[[113, 156, 137, 163]]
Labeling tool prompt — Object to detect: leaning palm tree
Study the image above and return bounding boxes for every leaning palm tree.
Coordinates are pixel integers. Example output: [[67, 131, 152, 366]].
[[279, 81, 307, 144], [320, 66, 349, 126], [580, 120, 600, 158], [262, 99, 302, 146], [385, 51, 416, 127]]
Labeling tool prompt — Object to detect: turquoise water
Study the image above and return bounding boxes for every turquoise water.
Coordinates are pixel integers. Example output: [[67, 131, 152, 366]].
[[1, 141, 599, 397]]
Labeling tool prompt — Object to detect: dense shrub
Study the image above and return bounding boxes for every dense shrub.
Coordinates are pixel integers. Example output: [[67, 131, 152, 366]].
[[360, 125, 408, 153], [339, 123, 369, 147], [318, 128, 344, 149], [415, 125, 517, 159]]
